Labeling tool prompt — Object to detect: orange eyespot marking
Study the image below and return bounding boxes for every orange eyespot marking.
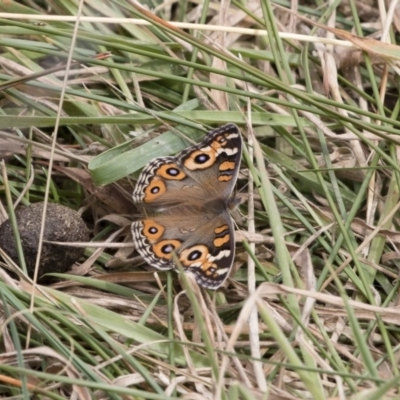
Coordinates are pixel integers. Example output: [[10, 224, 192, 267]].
[[142, 220, 164, 242], [215, 135, 228, 146], [219, 161, 235, 171], [144, 177, 166, 202], [214, 225, 229, 235], [200, 261, 218, 276], [214, 234, 230, 248], [156, 163, 186, 180], [179, 245, 208, 267], [183, 149, 216, 170], [218, 175, 232, 182], [152, 239, 182, 260]]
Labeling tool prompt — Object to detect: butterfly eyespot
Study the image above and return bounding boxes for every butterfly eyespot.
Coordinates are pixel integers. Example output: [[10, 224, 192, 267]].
[[179, 245, 208, 266], [167, 167, 180, 176], [151, 186, 160, 194], [162, 244, 175, 254], [194, 154, 210, 164], [142, 220, 164, 241], [188, 250, 202, 261], [156, 163, 186, 180]]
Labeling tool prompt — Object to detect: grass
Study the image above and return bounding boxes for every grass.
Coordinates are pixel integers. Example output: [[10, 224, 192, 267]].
[[0, 0, 400, 399]]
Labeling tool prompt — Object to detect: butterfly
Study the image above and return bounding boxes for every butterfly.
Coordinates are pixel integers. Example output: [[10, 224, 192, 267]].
[[131, 124, 242, 289]]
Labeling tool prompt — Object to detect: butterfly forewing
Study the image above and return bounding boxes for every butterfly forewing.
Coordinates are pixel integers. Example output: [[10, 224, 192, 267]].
[[177, 124, 242, 200]]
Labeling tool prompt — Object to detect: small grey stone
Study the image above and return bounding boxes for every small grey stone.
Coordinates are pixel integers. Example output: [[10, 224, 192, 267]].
[[0, 202, 89, 278]]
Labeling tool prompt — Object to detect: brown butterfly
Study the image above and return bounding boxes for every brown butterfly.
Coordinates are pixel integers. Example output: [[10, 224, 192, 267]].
[[132, 124, 242, 289]]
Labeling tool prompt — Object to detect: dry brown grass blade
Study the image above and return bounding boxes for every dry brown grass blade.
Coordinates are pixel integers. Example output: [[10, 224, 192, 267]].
[[259, 283, 400, 324], [280, 5, 400, 64]]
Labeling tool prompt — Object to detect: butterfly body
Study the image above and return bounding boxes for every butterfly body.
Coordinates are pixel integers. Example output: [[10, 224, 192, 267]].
[[132, 124, 242, 289]]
